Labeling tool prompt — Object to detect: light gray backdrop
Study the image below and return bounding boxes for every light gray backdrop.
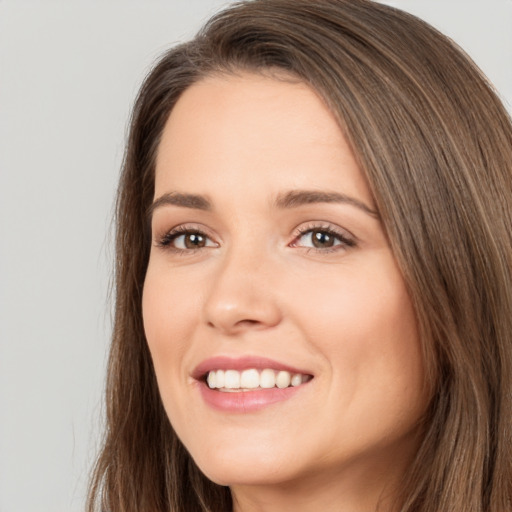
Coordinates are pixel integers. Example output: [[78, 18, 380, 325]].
[[0, 1, 511, 511]]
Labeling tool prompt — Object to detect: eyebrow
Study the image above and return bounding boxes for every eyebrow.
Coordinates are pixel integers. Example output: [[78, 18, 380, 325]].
[[274, 190, 379, 218], [148, 192, 212, 218], [148, 189, 379, 219]]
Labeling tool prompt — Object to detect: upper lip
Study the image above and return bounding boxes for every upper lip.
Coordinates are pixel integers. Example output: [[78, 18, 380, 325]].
[[192, 355, 313, 380]]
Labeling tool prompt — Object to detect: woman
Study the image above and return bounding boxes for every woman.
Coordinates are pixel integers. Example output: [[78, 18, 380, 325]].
[[87, 0, 512, 510]]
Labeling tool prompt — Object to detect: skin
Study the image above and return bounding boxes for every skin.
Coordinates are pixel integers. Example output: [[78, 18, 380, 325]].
[[142, 72, 429, 512]]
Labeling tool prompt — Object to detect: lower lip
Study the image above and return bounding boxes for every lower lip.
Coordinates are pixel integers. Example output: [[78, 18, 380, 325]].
[[197, 381, 307, 413]]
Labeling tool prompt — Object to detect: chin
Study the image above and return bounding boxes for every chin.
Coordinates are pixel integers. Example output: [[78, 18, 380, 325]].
[[187, 437, 304, 487]]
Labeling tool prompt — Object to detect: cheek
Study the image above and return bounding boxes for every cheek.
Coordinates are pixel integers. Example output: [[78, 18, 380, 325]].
[[287, 254, 424, 415], [142, 264, 203, 438], [142, 264, 199, 385], [288, 255, 417, 347]]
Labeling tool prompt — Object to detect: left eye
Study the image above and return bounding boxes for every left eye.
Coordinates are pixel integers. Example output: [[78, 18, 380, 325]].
[[294, 228, 354, 250], [298, 230, 340, 248]]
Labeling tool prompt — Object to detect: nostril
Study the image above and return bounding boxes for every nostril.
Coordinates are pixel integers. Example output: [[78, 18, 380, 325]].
[[236, 319, 260, 326], [206, 318, 265, 331]]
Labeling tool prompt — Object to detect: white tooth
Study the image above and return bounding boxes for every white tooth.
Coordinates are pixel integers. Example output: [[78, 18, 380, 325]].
[[207, 371, 216, 389], [241, 369, 260, 389], [260, 369, 276, 388], [215, 369, 225, 388], [291, 373, 302, 387], [276, 371, 291, 389], [224, 370, 241, 389]]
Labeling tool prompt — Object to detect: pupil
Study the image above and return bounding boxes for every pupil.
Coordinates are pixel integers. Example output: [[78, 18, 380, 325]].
[[312, 231, 333, 248], [185, 233, 205, 249]]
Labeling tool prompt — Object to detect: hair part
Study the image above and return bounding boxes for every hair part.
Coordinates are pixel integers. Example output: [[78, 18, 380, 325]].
[[88, 1, 512, 510]]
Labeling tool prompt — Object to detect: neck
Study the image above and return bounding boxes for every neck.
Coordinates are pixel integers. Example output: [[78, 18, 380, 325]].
[[231, 462, 403, 512], [229, 431, 421, 512]]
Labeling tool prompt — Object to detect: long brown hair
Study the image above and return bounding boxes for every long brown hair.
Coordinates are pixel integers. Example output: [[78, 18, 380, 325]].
[[87, 1, 512, 510]]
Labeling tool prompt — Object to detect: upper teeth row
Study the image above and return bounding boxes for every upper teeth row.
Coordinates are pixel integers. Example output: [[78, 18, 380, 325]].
[[207, 369, 308, 390]]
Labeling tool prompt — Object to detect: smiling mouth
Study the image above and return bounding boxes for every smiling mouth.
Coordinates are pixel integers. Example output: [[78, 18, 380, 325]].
[[205, 368, 313, 391]]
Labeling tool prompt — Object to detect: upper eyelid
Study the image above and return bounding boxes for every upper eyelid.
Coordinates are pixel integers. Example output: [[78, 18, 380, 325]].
[[154, 222, 216, 240], [292, 222, 356, 240]]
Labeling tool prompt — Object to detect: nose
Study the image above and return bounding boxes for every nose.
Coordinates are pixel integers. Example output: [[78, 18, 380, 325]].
[[203, 246, 282, 336]]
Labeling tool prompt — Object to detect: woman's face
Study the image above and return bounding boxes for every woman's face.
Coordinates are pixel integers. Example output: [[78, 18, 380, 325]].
[[143, 73, 428, 502]]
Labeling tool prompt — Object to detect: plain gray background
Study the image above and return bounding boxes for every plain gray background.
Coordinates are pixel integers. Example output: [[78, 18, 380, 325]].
[[1, 1, 511, 511]]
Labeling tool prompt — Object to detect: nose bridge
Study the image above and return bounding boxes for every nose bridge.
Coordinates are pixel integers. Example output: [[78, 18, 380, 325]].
[[203, 235, 281, 334]]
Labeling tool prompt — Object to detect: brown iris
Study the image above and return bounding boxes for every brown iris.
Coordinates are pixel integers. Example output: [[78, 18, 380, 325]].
[[184, 232, 207, 249], [311, 230, 336, 248]]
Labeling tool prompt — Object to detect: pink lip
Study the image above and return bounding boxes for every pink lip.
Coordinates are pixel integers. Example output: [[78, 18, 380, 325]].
[[197, 383, 306, 413], [192, 356, 313, 413], [192, 355, 311, 380]]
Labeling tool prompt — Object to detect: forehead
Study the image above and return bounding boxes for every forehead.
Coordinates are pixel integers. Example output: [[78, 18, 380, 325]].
[[157, 72, 342, 160], [154, 72, 373, 207]]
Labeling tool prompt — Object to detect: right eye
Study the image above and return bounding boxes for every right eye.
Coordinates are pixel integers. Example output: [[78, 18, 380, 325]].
[[158, 227, 218, 252]]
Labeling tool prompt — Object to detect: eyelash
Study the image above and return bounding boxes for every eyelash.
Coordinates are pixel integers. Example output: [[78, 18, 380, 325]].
[[155, 223, 356, 254]]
